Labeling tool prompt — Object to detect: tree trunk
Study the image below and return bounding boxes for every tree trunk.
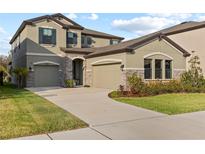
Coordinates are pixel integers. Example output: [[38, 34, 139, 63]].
[[21, 76, 24, 88], [0, 71, 3, 86], [18, 76, 21, 88]]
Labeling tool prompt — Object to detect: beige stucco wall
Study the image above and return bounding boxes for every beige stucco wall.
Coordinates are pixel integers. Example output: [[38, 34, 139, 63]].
[[86, 52, 126, 70], [168, 27, 205, 74], [85, 39, 187, 88], [26, 19, 67, 54], [126, 39, 186, 70], [91, 37, 110, 47], [11, 26, 28, 67], [81, 36, 119, 47], [54, 17, 74, 25], [125, 39, 186, 82], [11, 25, 28, 50], [11, 18, 119, 57]]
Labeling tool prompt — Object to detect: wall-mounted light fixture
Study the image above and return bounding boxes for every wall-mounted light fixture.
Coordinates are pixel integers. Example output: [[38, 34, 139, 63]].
[[120, 64, 124, 71], [29, 66, 32, 71]]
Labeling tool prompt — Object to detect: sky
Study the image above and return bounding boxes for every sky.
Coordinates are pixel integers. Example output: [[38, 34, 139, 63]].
[[1, 13, 205, 55]]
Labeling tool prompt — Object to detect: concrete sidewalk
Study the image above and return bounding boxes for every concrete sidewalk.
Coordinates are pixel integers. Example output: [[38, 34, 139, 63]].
[[16, 87, 205, 140], [16, 128, 109, 140]]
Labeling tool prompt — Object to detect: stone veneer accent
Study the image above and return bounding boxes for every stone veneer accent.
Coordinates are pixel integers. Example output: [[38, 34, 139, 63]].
[[121, 69, 185, 90], [64, 56, 73, 80], [173, 69, 185, 79], [85, 70, 92, 86], [122, 69, 144, 90], [26, 71, 34, 87]]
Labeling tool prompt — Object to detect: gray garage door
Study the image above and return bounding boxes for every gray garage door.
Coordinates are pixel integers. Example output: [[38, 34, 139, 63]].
[[34, 65, 60, 87]]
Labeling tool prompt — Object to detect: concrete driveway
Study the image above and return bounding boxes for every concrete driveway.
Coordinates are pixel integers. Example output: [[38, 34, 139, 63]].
[[19, 87, 205, 140]]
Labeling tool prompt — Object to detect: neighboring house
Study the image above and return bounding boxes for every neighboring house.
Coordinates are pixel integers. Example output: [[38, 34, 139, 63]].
[[10, 13, 123, 87], [10, 14, 205, 90]]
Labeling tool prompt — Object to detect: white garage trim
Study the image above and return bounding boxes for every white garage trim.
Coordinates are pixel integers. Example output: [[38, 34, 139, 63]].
[[71, 56, 85, 61], [123, 68, 144, 71], [174, 68, 186, 71], [91, 59, 122, 65], [33, 61, 60, 66], [26, 52, 61, 57], [143, 52, 173, 60]]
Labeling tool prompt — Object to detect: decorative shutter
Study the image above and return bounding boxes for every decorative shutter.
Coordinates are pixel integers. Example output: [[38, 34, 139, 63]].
[[74, 33, 77, 44], [39, 28, 43, 44], [52, 29, 56, 45]]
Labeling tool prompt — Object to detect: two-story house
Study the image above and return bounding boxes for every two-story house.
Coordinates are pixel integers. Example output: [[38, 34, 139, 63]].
[[10, 13, 124, 87], [11, 14, 205, 90]]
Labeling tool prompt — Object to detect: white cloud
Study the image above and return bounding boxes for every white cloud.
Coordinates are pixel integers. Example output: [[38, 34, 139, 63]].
[[196, 15, 205, 21], [66, 13, 77, 19], [0, 26, 6, 34], [112, 16, 179, 36], [149, 13, 192, 20], [87, 13, 98, 20], [111, 14, 194, 37]]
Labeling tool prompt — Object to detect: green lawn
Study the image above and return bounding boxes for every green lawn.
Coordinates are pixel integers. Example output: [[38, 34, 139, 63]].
[[0, 84, 88, 139], [114, 93, 205, 115]]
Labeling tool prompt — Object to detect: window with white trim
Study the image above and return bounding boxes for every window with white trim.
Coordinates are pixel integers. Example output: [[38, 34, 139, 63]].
[[144, 59, 152, 79], [165, 60, 172, 79]]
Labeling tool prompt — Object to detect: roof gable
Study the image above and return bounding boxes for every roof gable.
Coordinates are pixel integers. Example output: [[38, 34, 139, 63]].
[[10, 13, 124, 44], [85, 33, 190, 58]]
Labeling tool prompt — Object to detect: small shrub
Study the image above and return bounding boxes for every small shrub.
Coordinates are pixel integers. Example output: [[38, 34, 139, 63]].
[[128, 73, 144, 94], [181, 52, 205, 88], [12, 67, 28, 88], [119, 85, 124, 92], [108, 91, 122, 98], [65, 80, 75, 88], [144, 82, 165, 95], [165, 80, 183, 93], [84, 85, 90, 87]]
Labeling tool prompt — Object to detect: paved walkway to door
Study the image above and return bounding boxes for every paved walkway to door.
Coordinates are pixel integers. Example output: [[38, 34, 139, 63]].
[[17, 87, 205, 140]]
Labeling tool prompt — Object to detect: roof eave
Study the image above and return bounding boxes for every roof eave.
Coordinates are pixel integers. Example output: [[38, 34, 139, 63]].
[[164, 23, 205, 36], [51, 13, 84, 29], [60, 47, 93, 54], [161, 35, 191, 57], [85, 47, 133, 59], [81, 32, 124, 40], [9, 21, 33, 44]]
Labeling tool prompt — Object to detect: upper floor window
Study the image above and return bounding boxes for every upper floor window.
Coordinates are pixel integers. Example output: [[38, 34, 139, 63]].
[[39, 27, 56, 45], [110, 40, 119, 45], [81, 35, 85, 45], [81, 35, 92, 48], [67, 32, 77, 46], [87, 37, 92, 45]]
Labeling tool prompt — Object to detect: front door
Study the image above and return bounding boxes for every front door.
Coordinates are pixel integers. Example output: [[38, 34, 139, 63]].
[[73, 59, 83, 85]]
